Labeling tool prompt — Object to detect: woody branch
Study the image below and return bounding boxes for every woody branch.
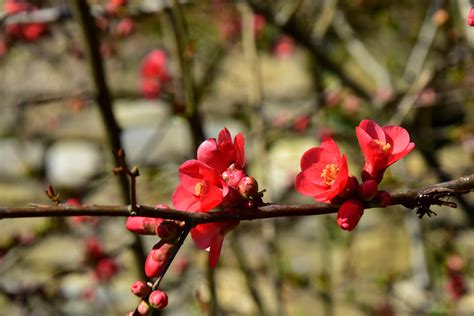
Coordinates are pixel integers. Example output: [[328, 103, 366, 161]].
[[0, 174, 472, 224]]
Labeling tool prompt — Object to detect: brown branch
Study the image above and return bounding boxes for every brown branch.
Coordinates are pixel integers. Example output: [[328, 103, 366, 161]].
[[1, 174, 472, 224]]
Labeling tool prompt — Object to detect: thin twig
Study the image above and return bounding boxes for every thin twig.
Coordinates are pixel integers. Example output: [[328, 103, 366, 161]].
[[245, 0, 373, 103], [332, 10, 393, 93]]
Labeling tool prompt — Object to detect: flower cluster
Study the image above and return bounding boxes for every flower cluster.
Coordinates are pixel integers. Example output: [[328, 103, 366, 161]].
[[125, 128, 262, 312], [173, 128, 262, 267], [295, 119, 414, 231]]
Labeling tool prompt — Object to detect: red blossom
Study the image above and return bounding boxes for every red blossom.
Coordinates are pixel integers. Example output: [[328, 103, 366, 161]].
[[140, 50, 171, 99], [337, 199, 364, 231], [197, 128, 245, 173], [191, 221, 239, 268], [4, 0, 47, 42], [467, 7, 474, 26], [94, 257, 118, 281], [172, 159, 229, 213], [295, 137, 349, 203], [273, 35, 295, 58], [356, 119, 415, 182]]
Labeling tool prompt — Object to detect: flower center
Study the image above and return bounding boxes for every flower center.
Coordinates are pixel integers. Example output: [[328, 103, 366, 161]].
[[194, 181, 208, 197], [320, 163, 339, 185], [374, 139, 391, 153]]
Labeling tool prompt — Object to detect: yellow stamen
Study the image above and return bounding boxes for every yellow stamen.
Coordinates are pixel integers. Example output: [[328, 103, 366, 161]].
[[194, 181, 207, 197], [321, 163, 339, 185], [374, 139, 391, 152]]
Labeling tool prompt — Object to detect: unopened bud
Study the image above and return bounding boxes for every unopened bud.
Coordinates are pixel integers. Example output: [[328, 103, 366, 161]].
[[340, 176, 359, 198], [337, 199, 364, 231], [149, 290, 168, 309], [126, 217, 163, 235], [156, 221, 180, 243], [375, 190, 392, 207], [357, 180, 378, 201], [222, 164, 246, 188], [145, 242, 174, 278], [137, 300, 151, 315], [238, 176, 258, 198], [130, 280, 151, 298]]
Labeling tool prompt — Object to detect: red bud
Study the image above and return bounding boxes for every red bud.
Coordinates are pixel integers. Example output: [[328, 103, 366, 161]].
[[337, 199, 364, 231], [357, 180, 378, 201], [375, 190, 392, 207], [238, 176, 258, 198], [149, 290, 168, 309], [130, 280, 151, 298], [156, 221, 180, 243], [144, 242, 174, 278], [126, 217, 163, 235]]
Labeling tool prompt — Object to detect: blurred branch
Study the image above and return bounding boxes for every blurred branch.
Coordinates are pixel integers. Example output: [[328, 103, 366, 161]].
[[388, 67, 433, 125], [402, 0, 444, 84], [1, 174, 473, 222], [70, 0, 147, 277], [166, 0, 205, 149], [239, 3, 283, 315], [245, 0, 373, 103], [313, 0, 338, 37], [332, 10, 393, 93], [0, 1, 189, 25]]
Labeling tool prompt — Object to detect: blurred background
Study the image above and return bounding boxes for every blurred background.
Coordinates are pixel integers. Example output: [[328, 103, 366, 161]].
[[0, 0, 473, 315]]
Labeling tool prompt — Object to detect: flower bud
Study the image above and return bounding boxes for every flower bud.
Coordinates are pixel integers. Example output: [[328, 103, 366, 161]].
[[375, 190, 392, 207], [137, 300, 151, 315], [337, 199, 364, 231], [238, 176, 258, 198], [339, 176, 359, 198], [221, 188, 242, 207], [357, 180, 378, 201], [130, 280, 151, 298], [145, 242, 174, 278], [156, 221, 180, 243], [126, 217, 163, 235], [361, 170, 384, 184], [149, 290, 168, 309], [221, 164, 246, 188]]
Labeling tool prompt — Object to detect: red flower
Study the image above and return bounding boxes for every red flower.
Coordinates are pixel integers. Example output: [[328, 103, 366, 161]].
[[191, 221, 239, 268], [356, 119, 415, 182], [172, 160, 228, 213], [337, 199, 364, 231], [141, 50, 171, 81], [295, 137, 349, 203], [467, 7, 474, 26], [197, 128, 245, 173], [140, 50, 171, 99], [4, 0, 47, 42]]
